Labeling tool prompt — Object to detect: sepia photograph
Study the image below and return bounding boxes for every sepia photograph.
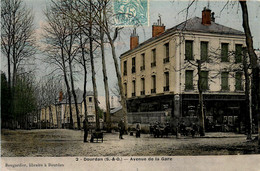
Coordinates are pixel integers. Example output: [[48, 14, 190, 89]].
[[1, 0, 260, 170]]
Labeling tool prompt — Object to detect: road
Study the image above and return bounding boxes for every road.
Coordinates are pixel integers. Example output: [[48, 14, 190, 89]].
[[1, 129, 259, 157]]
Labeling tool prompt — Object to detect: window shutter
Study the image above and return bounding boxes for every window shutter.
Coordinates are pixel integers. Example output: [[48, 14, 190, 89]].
[[235, 44, 242, 63], [185, 41, 193, 60], [201, 42, 208, 61], [221, 43, 229, 62]]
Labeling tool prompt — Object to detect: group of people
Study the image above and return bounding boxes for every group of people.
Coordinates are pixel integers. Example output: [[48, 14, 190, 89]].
[[118, 119, 141, 139], [178, 121, 199, 137], [82, 118, 141, 142], [82, 118, 202, 142]]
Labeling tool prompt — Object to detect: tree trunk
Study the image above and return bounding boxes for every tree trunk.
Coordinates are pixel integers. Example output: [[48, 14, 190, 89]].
[[79, 33, 88, 123], [66, 80, 73, 129], [100, 10, 111, 132], [239, 1, 260, 145], [197, 60, 205, 136], [69, 61, 81, 130], [243, 49, 252, 140], [48, 106, 54, 128], [45, 107, 47, 129], [109, 37, 128, 131], [89, 1, 100, 130]]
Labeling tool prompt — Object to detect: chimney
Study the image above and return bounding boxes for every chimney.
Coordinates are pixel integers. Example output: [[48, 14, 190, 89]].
[[211, 12, 215, 22], [130, 28, 139, 50], [59, 91, 63, 102], [201, 7, 211, 25], [152, 14, 165, 37]]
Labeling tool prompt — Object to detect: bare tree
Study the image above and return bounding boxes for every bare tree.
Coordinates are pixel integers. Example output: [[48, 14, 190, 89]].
[[96, 0, 112, 132], [43, 3, 75, 129], [239, 0, 260, 145], [1, 0, 36, 128], [101, 0, 128, 131], [1, 0, 36, 88]]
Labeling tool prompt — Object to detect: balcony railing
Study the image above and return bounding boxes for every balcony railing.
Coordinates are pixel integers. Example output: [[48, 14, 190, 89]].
[[132, 92, 136, 97], [163, 58, 169, 63], [151, 88, 156, 94], [163, 86, 169, 91], [151, 62, 156, 67], [140, 66, 145, 71], [140, 90, 145, 95], [131, 67, 136, 73]]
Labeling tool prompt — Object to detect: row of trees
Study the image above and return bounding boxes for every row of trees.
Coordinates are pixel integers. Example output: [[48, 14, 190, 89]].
[[41, 0, 128, 131], [1, 0, 129, 131], [1, 0, 37, 129]]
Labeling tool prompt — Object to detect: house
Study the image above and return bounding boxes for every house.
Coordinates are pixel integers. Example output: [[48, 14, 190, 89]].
[[109, 106, 123, 129], [40, 89, 96, 129], [120, 8, 246, 131]]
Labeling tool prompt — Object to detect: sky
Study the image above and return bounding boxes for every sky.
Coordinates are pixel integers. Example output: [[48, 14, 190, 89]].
[[1, 0, 260, 104]]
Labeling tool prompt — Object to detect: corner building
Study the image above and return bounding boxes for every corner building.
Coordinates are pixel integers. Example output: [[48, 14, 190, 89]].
[[120, 8, 247, 131]]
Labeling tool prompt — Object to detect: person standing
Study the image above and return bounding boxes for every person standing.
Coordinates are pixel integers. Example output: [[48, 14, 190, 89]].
[[118, 118, 125, 139], [136, 123, 141, 138], [83, 119, 89, 142]]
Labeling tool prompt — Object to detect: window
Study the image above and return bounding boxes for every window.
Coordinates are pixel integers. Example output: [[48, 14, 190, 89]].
[[141, 78, 145, 95], [123, 61, 127, 75], [201, 71, 209, 91], [164, 72, 169, 91], [201, 42, 208, 61], [221, 43, 229, 62], [185, 40, 193, 60], [124, 83, 127, 97], [132, 57, 136, 73], [164, 43, 169, 63], [185, 70, 193, 90], [235, 72, 243, 91], [140, 53, 145, 71], [221, 72, 229, 90], [151, 49, 156, 67], [89, 97, 92, 102], [151, 75, 156, 93], [235, 44, 242, 63], [89, 106, 93, 113], [132, 80, 136, 97]]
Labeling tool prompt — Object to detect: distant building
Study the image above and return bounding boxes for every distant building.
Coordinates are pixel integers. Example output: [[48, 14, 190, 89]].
[[120, 8, 247, 131], [110, 106, 123, 129], [40, 89, 96, 129]]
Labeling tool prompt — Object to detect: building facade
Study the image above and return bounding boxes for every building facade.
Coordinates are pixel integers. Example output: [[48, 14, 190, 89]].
[[120, 8, 247, 131], [40, 89, 96, 129]]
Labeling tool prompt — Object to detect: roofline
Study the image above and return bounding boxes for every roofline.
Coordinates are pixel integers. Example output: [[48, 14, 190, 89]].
[[120, 30, 245, 58], [120, 17, 245, 58]]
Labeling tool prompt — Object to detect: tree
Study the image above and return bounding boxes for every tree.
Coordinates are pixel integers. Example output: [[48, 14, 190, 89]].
[[101, 0, 128, 131], [1, 72, 11, 128], [1, 0, 36, 88], [12, 70, 37, 129], [177, 0, 259, 144], [1, 0, 36, 129], [239, 0, 260, 145], [43, 0, 84, 129], [97, 0, 112, 132]]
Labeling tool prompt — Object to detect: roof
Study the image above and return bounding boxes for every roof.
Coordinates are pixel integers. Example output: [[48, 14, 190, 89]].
[[60, 88, 94, 104], [121, 17, 245, 57], [110, 106, 122, 114]]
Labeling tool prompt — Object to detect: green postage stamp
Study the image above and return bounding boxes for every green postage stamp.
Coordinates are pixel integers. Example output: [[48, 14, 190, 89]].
[[113, 0, 149, 26]]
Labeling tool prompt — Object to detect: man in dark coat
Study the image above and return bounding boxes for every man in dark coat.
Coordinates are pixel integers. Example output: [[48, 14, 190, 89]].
[[83, 119, 89, 142], [118, 119, 125, 139], [136, 123, 141, 138]]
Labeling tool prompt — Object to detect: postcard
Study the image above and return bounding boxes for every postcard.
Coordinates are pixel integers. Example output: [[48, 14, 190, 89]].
[[1, 0, 260, 170]]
